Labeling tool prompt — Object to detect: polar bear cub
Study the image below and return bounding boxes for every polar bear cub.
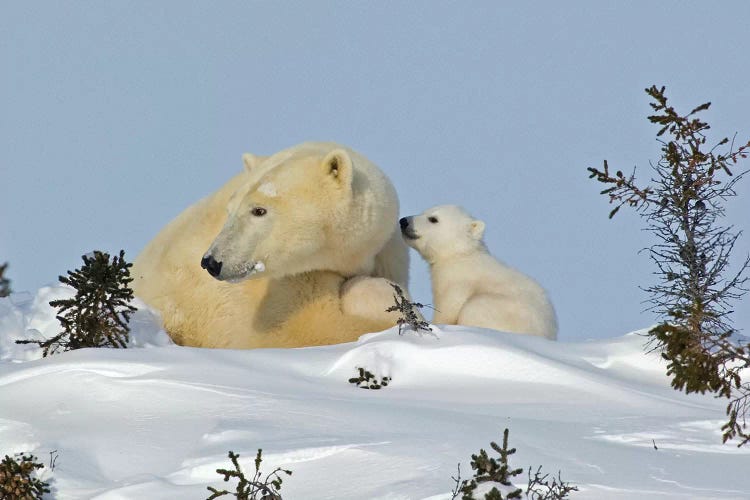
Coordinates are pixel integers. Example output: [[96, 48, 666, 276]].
[[400, 205, 557, 339]]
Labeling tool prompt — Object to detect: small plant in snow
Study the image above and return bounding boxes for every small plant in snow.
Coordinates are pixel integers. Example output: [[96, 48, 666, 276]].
[[452, 429, 577, 500], [348, 367, 391, 389], [525, 466, 578, 499], [0, 453, 50, 500], [386, 283, 432, 335], [16, 250, 137, 356], [0, 262, 11, 297], [453, 428, 524, 499], [207, 449, 292, 500]]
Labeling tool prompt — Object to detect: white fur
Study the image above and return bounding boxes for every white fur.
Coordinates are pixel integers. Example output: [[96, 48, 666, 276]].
[[401, 205, 558, 340], [132, 142, 412, 348], [257, 182, 277, 197]]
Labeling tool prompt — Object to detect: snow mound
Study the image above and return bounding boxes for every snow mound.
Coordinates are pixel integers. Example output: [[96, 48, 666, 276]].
[[1, 286, 749, 499], [0, 286, 171, 362]]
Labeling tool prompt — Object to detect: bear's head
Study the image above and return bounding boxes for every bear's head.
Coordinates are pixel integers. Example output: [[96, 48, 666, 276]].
[[201, 146, 359, 282], [399, 205, 486, 263]]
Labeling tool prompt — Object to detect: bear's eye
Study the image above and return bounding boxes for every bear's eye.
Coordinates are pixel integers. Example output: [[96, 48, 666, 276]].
[[428, 216, 439, 223], [251, 207, 267, 217]]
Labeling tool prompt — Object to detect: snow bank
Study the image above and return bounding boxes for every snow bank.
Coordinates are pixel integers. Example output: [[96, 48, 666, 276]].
[[1, 287, 171, 362], [1, 286, 748, 499]]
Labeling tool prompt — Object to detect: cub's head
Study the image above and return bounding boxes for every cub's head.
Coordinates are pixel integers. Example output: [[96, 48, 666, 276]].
[[201, 147, 354, 282], [399, 205, 485, 263]]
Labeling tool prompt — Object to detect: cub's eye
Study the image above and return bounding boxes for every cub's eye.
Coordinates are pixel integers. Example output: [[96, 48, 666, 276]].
[[251, 207, 267, 217], [428, 216, 439, 223]]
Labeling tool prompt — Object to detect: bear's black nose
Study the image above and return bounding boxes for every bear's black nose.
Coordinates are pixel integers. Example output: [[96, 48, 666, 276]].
[[201, 255, 222, 278], [399, 217, 409, 229]]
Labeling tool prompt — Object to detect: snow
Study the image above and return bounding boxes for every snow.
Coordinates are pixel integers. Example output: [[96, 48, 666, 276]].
[[237, 261, 266, 279], [1, 286, 749, 499]]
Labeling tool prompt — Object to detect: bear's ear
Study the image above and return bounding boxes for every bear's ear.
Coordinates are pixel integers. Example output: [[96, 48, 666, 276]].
[[242, 153, 262, 173], [470, 219, 486, 240], [321, 149, 353, 188]]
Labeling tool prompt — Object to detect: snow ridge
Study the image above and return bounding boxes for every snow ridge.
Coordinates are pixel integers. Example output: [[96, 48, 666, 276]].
[[1, 286, 748, 499]]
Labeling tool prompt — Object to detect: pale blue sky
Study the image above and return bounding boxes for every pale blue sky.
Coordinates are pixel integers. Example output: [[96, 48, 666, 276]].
[[2, 1, 748, 340]]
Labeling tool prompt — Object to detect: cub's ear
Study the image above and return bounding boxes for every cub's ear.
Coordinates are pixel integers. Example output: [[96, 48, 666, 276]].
[[321, 149, 353, 188], [470, 219, 486, 240], [242, 153, 262, 173]]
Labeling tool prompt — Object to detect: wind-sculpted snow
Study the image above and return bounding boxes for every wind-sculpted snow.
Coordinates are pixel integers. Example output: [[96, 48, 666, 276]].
[[1, 286, 171, 363], [1, 286, 749, 499]]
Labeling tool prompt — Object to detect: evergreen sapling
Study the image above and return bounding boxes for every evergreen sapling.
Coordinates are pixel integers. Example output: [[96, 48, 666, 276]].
[[207, 449, 292, 500], [455, 428, 524, 499], [587, 85, 750, 445], [452, 429, 577, 500], [16, 250, 137, 356]]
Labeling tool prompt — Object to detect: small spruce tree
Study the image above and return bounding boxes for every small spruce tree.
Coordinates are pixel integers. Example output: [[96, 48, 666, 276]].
[[0, 262, 11, 297], [587, 85, 750, 445], [16, 250, 137, 356], [207, 449, 292, 500], [0, 453, 50, 500], [452, 429, 577, 500], [456, 428, 524, 500]]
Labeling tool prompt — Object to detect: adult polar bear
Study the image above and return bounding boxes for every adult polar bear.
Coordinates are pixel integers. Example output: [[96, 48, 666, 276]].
[[132, 142, 409, 348]]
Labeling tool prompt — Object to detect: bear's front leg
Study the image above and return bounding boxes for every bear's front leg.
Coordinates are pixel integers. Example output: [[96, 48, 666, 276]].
[[430, 285, 472, 325], [340, 275, 426, 327]]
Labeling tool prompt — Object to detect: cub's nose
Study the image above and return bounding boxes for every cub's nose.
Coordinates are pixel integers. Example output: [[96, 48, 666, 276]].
[[399, 217, 410, 229], [201, 255, 222, 278]]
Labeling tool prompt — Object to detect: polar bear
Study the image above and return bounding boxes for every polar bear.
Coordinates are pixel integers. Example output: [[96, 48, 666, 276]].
[[132, 142, 410, 348], [400, 205, 557, 339]]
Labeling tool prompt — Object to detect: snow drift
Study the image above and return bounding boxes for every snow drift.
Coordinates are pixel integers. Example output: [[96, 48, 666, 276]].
[[1, 286, 748, 499]]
